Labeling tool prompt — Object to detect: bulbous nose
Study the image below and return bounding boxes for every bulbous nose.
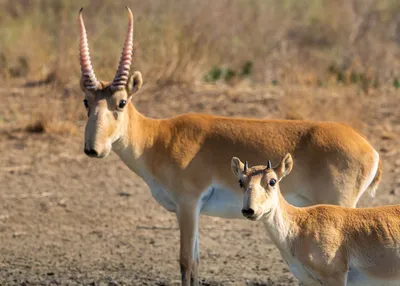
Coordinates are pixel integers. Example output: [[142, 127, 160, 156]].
[[242, 208, 255, 217], [84, 148, 98, 157]]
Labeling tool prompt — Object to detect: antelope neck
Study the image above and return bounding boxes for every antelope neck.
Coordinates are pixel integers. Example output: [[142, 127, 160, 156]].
[[112, 102, 166, 173], [262, 190, 300, 250]]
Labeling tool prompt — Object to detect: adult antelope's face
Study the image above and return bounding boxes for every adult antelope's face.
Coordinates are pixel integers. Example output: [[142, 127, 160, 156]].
[[231, 154, 294, 220], [79, 7, 142, 158]]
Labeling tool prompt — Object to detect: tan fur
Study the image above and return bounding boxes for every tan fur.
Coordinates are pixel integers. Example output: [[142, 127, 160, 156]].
[[81, 75, 381, 285], [80, 47, 381, 286], [79, 9, 382, 283], [82, 78, 381, 285], [232, 155, 398, 286]]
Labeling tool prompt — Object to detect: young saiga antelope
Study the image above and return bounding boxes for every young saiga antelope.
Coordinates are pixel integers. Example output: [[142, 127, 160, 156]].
[[79, 7, 381, 285], [232, 154, 399, 286]]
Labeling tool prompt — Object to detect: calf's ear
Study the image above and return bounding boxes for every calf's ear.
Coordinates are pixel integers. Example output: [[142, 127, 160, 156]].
[[275, 153, 293, 181], [231, 157, 245, 178]]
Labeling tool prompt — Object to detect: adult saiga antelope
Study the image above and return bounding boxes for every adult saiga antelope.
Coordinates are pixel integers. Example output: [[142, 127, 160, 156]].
[[78, 7, 381, 285], [231, 154, 398, 286]]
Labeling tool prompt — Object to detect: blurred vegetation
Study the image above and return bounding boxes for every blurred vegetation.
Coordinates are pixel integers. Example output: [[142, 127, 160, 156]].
[[203, 61, 253, 83], [0, 0, 399, 88]]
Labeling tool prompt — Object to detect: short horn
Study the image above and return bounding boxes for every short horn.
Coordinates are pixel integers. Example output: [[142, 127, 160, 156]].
[[78, 8, 99, 90], [111, 7, 134, 91], [267, 160, 272, 169], [244, 161, 248, 172]]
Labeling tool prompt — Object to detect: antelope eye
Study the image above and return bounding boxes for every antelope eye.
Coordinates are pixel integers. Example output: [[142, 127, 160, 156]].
[[269, 179, 277, 187], [238, 180, 244, 188], [118, 100, 127, 109], [83, 99, 89, 108]]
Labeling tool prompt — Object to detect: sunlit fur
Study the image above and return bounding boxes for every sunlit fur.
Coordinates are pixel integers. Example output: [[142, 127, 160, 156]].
[[79, 9, 382, 286], [82, 75, 382, 285], [81, 76, 382, 286], [233, 155, 400, 286]]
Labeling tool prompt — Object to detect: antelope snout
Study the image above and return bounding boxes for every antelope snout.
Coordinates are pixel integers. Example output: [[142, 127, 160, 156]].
[[84, 139, 112, 158], [242, 207, 255, 218], [84, 142, 105, 158], [84, 148, 99, 157]]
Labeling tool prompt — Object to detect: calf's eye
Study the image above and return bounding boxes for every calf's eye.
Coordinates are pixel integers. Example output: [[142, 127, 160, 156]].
[[118, 100, 127, 109], [269, 179, 277, 187], [238, 180, 244, 188]]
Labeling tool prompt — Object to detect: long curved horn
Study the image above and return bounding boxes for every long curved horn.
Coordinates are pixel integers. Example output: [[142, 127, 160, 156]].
[[110, 7, 134, 91], [79, 8, 99, 90]]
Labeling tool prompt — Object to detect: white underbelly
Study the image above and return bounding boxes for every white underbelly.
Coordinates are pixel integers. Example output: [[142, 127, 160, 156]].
[[347, 251, 400, 286], [286, 263, 400, 285], [347, 267, 400, 286], [146, 180, 244, 219], [146, 182, 306, 220], [147, 180, 177, 213], [285, 259, 322, 285], [200, 185, 244, 219], [286, 261, 400, 286], [145, 178, 244, 218], [284, 193, 313, 207]]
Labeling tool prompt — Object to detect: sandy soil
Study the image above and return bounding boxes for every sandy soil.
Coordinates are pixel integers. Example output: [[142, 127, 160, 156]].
[[0, 82, 399, 285]]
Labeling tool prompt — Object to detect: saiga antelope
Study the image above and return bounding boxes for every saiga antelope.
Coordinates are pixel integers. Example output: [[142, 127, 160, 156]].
[[78, 7, 381, 285], [231, 154, 398, 286]]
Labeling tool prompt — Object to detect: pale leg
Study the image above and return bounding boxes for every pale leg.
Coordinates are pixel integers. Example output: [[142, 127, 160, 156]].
[[191, 233, 200, 285], [177, 201, 200, 286]]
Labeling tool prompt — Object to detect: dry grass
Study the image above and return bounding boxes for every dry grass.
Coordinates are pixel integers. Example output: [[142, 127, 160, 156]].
[[1, 0, 399, 85], [23, 88, 85, 135], [281, 85, 365, 129], [0, 0, 399, 134], [25, 113, 78, 135]]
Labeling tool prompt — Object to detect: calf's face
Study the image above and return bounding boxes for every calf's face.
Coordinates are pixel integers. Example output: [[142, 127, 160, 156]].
[[231, 154, 293, 220]]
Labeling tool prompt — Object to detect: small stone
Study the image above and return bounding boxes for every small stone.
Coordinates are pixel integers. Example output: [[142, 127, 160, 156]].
[[119, 192, 131, 197], [379, 147, 389, 153], [381, 134, 394, 140], [57, 199, 67, 207], [12, 232, 26, 238]]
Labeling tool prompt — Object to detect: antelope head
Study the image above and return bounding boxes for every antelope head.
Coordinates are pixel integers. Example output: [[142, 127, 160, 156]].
[[79, 7, 142, 158], [231, 154, 293, 220]]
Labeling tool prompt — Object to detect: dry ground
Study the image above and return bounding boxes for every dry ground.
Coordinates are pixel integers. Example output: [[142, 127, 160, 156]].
[[0, 81, 399, 286]]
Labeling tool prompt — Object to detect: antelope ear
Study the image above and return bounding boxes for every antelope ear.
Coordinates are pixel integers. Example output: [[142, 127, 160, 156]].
[[275, 153, 293, 181], [126, 71, 143, 97], [231, 157, 245, 178]]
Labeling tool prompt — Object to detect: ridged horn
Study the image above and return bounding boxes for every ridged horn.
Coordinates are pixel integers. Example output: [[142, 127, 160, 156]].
[[267, 160, 272, 169], [110, 7, 134, 91], [79, 8, 99, 90], [244, 161, 248, 172]]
